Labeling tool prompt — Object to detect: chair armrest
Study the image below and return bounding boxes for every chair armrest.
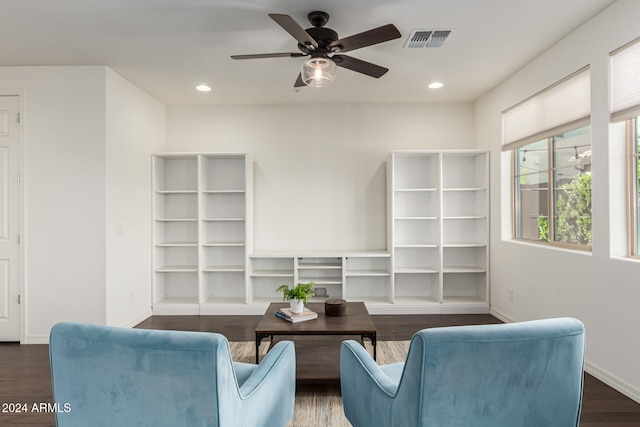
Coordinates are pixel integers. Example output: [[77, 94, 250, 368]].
[[237, 340, 295, 398], [341, 340, 401, 427], [223, 341, 295, 427], [341, 340, 399, 396], [219, 340, 296, 427]]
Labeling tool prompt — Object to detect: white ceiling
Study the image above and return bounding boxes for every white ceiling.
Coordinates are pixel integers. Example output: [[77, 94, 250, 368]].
[[0, 0, 616, 106]]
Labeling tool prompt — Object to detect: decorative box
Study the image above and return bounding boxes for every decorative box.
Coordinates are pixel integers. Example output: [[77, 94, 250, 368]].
[[325, 298, 347, 317]]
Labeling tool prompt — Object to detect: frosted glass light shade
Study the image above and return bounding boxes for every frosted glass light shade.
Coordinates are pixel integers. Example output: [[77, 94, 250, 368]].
[[301, 57, 336, 87]]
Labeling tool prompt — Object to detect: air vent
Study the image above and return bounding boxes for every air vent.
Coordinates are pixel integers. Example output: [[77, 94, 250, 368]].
[[405, 29, 452, 48]]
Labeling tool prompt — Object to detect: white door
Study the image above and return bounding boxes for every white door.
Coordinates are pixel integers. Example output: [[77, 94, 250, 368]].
[[0, 96, 21, 341]]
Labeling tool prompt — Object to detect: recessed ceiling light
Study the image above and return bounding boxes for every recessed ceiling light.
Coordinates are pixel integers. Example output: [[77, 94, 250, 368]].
[[428, 81, 444, 89], [196, 84, 212, 92]]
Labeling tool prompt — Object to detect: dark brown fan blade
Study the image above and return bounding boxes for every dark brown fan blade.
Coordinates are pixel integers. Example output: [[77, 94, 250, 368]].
[[332, 54, 389, 78], [231, 52, 305, 60], [330, 24, 401, 53], [294, 73, 306, 87], [269, 14, 318, 49]]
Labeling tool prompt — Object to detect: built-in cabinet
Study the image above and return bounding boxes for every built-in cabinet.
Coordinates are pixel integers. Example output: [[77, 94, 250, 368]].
[[152, 153, 253, 315], [249, 252, 391, 305], [151, 150, 488, 315], [388, 150, 489, 313]]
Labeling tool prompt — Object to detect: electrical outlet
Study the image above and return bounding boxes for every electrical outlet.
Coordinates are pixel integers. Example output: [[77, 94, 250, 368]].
[[509, 288, 515, 302]]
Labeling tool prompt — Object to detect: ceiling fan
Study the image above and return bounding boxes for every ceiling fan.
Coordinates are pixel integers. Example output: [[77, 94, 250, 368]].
[[231, 11, 401, 88]]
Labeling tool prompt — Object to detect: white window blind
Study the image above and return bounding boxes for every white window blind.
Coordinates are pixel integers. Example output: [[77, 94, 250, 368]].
[[611, 38, 640, 122], [502, 67, 591, 150]]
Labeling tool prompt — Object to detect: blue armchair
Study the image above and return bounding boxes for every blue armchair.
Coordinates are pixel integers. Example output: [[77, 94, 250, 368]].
[[341, 317, 585, 427], [49, 322, 296, 427]]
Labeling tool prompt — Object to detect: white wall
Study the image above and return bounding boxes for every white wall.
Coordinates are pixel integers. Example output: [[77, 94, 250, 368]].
[[0, 66, 108, 342], [0, 66, 164, 342], [166, 103, 475, 251], [105, 69, 165, 328], [475, 0, 640, 402]]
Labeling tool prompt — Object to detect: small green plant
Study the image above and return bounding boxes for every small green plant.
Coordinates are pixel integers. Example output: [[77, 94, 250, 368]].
[[276, 282, 315, 305]]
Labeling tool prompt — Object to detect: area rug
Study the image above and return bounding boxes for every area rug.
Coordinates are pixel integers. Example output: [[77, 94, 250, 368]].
[[229, 340, 410, 427]]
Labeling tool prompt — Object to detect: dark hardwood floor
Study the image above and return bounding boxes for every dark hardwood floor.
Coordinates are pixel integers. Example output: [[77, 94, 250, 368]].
[[1, 314, 638, 426]]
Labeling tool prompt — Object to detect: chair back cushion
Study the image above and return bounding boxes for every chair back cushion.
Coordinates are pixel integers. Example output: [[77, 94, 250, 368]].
[[394, 317, 585, 427], [50, 322, 231, 427]]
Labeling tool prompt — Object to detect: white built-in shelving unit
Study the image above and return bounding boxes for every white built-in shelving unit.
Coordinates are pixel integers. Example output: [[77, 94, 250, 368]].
[[151, 150, 489, 315], [152, 153, 253, 315], [388, 150, 489, 314], [249, 252, 391, 306]]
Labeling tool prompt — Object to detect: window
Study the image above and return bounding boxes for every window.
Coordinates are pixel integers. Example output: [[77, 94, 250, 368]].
[[514, 127, 591, 246], [503, 67, 591, 249], [515, 140, 548, 241], [611, 38, 640, 257]]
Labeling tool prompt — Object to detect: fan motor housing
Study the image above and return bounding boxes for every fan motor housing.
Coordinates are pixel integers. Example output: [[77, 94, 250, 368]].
[[296, 11, 339, 54], [305, 27, 338, 47]]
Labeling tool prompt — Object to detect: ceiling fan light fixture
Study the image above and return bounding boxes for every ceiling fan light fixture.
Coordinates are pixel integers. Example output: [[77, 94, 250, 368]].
[[301, 57, 336, 87]]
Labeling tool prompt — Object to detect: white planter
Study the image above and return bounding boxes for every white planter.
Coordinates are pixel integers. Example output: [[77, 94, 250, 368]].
[[289, 298, 304, 314]]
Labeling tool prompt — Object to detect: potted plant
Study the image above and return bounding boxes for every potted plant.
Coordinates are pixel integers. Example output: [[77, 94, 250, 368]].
[[276, 282, 315, 314]]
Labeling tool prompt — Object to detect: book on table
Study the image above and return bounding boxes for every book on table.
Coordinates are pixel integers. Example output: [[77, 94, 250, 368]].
[[275, 307, 318, 323]]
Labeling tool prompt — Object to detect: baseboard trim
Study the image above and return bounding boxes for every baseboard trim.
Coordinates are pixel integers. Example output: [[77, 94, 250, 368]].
[[199, 305, 267, 315], [24, 334, 49, 345], [584, 361, 640, 404], [367, 304, 442, 315], [489, 307, 516, 323], [490, 308, 640, 405], [122, 310, 153, 328]]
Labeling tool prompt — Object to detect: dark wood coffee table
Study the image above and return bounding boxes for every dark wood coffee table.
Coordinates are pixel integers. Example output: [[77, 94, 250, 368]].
[[255, 302, 377, 383]]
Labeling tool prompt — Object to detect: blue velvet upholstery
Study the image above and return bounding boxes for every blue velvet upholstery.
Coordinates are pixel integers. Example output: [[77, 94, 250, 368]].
[[341, 317, 585, 427], [49, 322, 295, 427]]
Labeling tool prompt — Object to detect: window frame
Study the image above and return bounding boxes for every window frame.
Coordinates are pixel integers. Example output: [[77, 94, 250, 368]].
[[610, 38, 640, 258], [512, 126, 592, 251], [628, 118, 640, 258]]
